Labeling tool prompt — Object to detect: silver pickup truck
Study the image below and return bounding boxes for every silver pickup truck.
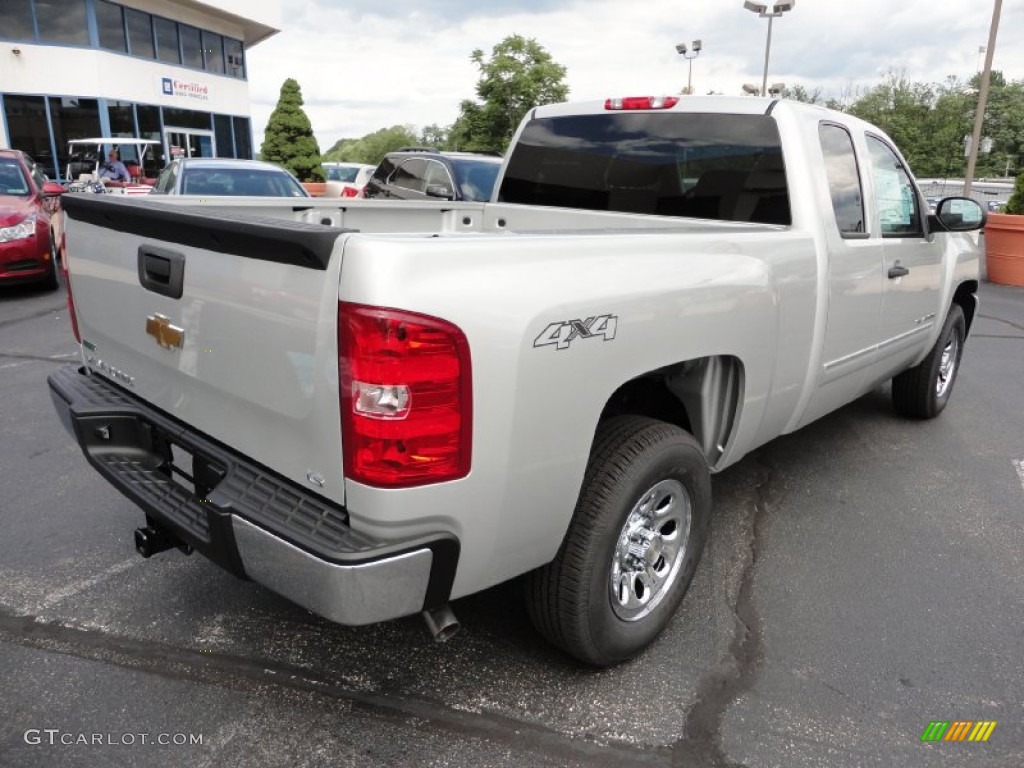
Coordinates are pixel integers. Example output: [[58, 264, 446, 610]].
[[49, 96, 985, 666]]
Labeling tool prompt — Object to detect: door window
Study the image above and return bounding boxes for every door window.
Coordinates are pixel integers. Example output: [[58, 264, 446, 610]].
[[153, 162, 179, 194], [818, 123, 865, 236], [391, 159, 427, 193], [424, 160, 454, 196], [866, 136, 921, 237]]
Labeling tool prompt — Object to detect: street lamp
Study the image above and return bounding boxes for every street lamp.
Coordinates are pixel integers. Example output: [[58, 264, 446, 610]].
[[743, 1, 795, 97], [675, 40, 703, 95]]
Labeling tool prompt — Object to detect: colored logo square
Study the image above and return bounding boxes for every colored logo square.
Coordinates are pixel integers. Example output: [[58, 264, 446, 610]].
[[161, 78, 174, 96]]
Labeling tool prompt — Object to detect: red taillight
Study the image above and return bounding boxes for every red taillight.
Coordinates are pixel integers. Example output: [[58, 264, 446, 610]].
[[604, 96, 680, 110], [60, 231, 81, 343], [341, 186, 360, 198], [339, 302, 472, 488]]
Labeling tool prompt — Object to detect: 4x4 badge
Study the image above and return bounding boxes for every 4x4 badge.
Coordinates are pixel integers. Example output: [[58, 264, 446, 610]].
[[146, 313, 185, 350], [534, 315, 618, 351]]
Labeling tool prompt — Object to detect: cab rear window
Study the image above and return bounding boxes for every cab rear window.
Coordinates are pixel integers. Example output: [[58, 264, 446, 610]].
[[499, 112, 790, 224]]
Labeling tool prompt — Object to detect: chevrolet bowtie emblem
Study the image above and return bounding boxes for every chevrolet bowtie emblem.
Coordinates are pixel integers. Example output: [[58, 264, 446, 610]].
[[146, 314, 185, 350]]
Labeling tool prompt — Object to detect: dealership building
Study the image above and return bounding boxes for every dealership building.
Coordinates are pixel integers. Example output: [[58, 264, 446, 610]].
[[0, 0, 280, 180]]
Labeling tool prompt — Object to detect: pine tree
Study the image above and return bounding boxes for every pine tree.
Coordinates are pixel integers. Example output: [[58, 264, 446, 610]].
[[260, 78, 324, 182]]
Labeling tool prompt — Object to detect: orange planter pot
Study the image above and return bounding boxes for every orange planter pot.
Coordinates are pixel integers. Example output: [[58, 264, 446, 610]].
[[984, 213, 1024, 287], [302, 182, 327, 197]]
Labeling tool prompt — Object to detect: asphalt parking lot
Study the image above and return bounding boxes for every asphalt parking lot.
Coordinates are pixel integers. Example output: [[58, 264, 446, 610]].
[[1, 278, 1022, 768]]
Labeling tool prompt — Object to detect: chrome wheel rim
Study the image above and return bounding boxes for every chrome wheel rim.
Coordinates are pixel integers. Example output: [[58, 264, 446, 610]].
[[609, 478, 691, 622], [936, 333, 959, 398]]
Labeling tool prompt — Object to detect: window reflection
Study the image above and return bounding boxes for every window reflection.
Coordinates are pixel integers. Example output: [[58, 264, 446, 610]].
[[95, 0, 126, 52], [125, 8, 154, 59], [35, 0, 89, 46], [155, 16, 180, 64]]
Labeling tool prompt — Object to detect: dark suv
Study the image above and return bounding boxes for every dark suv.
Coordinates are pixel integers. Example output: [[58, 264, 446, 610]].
[[362, 149, 502, 202]]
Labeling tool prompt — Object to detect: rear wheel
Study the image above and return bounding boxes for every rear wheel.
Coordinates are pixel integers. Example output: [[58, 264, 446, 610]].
[[525, 416, 711, 666], [892, 305, 965, 419]]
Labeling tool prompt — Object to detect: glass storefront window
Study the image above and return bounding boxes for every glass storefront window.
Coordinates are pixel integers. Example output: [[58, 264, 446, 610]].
[[203, 31, 225, 75], [163, 108, 211, 132], [35, 0, 89, 46], [125, 8, 154, 59], [154, 17, 180, 64], [214, 115, 234, 158], [180, 24, 203, 69], [225, 38, 245, 79], [49, 97, 101, 180], [3, 95, 53, 177], [232, 117, 252, 159], [1, 0, 35, 41], [95, 1, 126, 52], [135, 104, 164, 176], [108, 101, 136, 137]]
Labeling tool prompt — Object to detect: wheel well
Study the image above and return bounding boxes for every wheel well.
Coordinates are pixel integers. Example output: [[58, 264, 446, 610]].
[[952, 280, 978, 335], [600, 356, 743, 467]]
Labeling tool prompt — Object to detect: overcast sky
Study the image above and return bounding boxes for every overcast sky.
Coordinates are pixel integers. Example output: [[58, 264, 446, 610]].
[[244, 0, 1023, 153]]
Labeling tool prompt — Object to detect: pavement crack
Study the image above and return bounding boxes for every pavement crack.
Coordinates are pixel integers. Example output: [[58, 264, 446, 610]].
[[978, 312, 1024, 334], [0, 304, 66, 330], [0, 609, 667, 768], [672, 452, 774, 768], [0, 351, 78, 364]]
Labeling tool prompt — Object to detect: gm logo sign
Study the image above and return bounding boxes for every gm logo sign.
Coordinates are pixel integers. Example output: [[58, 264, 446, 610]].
[[161, 78, 174, 96]]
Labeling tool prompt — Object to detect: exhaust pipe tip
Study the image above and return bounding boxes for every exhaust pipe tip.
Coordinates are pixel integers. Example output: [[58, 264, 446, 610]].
[[422, 604, 460, 642]]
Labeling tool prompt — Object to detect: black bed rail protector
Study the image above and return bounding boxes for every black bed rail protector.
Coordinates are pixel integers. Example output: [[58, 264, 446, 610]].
[[61, 194, 350, 270]]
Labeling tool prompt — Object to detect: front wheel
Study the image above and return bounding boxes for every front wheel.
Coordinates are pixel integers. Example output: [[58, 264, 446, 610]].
[[40, 234, 59, 291], [892, 305, 966, 419], [525, 416, 711, 667]]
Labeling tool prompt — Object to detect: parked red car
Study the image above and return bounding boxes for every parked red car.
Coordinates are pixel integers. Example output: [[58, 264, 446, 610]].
[[0, 149, 64, 290]]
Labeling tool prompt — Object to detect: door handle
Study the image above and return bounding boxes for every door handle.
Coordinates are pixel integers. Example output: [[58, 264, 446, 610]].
[[138, 245, 185, 299], [888, 264, 910, 279]]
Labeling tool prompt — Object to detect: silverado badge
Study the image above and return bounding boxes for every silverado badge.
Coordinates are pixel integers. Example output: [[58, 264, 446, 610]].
[[146, 314, 185, 350]]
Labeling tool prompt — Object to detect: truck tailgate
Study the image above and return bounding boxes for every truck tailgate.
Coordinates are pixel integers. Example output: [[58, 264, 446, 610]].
[[61, 194, 348, 507]]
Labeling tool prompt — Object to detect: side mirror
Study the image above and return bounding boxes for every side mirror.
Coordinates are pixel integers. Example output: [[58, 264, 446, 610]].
[[42, 181, 66, 196], [932, 196, 986, 232], [425, 184, 453, 200]]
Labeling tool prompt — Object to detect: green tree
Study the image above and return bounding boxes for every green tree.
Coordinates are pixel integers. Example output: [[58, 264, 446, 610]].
[[449, 35, 569, 152], [1005, 171, 1024, 215], [260, 78, 324, 181], [322, 125, 419, 165], [840, 70, 1024, 179], [419, 123, 449, 149], [784, 85, 824, 104]]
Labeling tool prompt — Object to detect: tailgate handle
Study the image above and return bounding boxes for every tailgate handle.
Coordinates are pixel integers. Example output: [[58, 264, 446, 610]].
[[138, 246, 185, 299]]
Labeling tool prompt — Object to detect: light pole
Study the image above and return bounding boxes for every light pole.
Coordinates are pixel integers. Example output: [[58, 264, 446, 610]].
[[964, 0, 1002, 197], [675, 40, 703, 95], [743, 1, 795, 97]]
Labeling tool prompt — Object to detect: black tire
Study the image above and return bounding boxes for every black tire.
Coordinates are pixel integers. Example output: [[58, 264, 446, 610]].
[[40, 235, 59, 291], [525, 416, 711, 667], [892, 305, 965, 419]]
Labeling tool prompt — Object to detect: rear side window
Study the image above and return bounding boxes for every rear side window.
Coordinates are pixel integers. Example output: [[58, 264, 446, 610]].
[[390, 159, 427, 193], [818, 123, 865, 236], [499, 112, 790, 224]]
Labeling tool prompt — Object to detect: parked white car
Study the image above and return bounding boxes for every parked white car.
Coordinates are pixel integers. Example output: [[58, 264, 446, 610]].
[[322, 162, 376, 197], [149, 158, 309, 197]]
